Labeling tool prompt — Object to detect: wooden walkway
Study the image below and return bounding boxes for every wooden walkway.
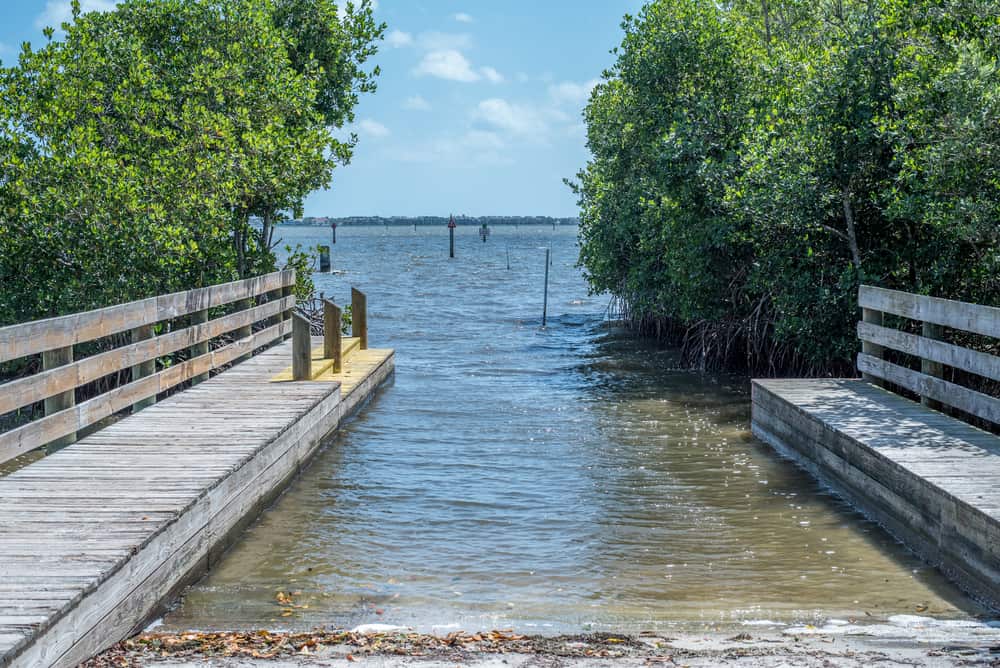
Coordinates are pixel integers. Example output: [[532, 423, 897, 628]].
[[752, 286, 999, 611], [0, 330, 393, 668]]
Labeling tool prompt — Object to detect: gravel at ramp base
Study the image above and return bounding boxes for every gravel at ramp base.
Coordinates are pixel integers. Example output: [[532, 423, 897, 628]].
[[82, 629, 999, 667]]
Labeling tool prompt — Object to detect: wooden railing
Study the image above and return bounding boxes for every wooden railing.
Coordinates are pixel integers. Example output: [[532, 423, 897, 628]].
[[290, 287, 368, 381], [857, 285, 1000, 426], [0, 270, 296, 465]]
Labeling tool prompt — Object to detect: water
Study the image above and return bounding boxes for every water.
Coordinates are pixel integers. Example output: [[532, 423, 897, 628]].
[[161, 225, 987, 634]]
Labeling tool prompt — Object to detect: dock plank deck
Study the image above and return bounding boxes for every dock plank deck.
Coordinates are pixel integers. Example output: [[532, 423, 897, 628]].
[[752, 378, 1000, 609], [0, 337, 393, 667]]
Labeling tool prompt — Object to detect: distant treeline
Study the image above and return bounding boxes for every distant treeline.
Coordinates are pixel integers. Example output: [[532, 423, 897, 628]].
[[287, 215, 579, 226]]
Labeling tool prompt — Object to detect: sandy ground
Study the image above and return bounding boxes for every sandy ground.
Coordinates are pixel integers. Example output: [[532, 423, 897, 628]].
[[84, 628, 1000, 667]]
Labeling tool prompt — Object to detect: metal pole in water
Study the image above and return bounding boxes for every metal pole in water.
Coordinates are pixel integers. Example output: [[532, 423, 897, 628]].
[[331, 222, 337, 244], [542, 247, 550, 327], [506, 246, 510, 271], [448, 215, 456, 258]]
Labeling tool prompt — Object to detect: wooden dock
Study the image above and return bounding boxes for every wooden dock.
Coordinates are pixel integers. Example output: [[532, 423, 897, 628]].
[[752, 286, 999, 610], [0, 273, 393, 667]]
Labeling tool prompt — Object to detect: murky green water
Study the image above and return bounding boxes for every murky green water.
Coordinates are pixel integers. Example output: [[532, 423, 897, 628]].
[[161, 225, 986, 634]]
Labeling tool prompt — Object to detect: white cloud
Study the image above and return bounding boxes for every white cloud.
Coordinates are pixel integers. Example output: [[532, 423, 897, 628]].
[[549, 79, 601, 107], [414, 50, 480, 82], [454, 12, 474, 23], [386, 30, 413, 48], [475, 98, 548, 136], [35, 0, 116, 30], [358, 119, 390, 139], [480, 67, 504, 84], [403, 95, 432, 111]]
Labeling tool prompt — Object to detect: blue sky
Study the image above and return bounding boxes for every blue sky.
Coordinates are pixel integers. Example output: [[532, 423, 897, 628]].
[[0, 1, 643, 217]]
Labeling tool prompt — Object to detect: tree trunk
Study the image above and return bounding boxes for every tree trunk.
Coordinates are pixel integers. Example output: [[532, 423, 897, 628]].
[[841, 187, 862, 272]]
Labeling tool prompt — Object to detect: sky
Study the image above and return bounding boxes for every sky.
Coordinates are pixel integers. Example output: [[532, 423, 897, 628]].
[[0, 1, 644, 217]]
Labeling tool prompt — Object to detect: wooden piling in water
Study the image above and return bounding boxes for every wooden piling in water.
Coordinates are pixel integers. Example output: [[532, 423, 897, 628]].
[[319, 245, 331, 272]]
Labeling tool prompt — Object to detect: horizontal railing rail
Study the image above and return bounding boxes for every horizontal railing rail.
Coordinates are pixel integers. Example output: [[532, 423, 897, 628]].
[[0, 270, 296, 465], [856, 285, 999, 425]]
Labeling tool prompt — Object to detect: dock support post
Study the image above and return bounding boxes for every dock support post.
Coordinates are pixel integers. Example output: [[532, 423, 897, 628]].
[[352, 287, 368, 350], [292, 313, 312, 381], [921, 322, 945, 410], [234, 299, 253, 363], [131, 325, 156, 412], [190, 309, 210, 385], [861, 308, 884, 386], [281, 284, 294, 341], [319, 245, 331, 272], [324, 299, 343, 373], [43, 345, 76, 453]]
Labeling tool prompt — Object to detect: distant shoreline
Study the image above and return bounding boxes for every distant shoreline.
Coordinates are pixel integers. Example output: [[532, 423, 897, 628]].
[[278, 216, 579, 227]]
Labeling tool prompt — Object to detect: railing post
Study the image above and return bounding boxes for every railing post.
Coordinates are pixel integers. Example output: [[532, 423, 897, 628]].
[[131, 324, 156, 412], [281, 284, 294, 341], [43, 345, 76, 454], [861, 307, 884, 386], [189, 309, 210, 385], [351, 287, 368, 350], [921, 322, 945, 410], [292, 312, 312, 381], [324, 299, 343, 373], [233, 298, 253, 364]]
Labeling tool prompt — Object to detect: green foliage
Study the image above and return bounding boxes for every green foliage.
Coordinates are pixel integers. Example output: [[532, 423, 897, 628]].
[[575, 0, 1000, 374], [0, 0, 383, 325]]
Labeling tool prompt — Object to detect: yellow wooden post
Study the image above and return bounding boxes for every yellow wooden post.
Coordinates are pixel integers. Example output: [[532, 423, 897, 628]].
[[324, 300, 342, 373], [351, 287, 367, 350], [292, 313, 311, 380]]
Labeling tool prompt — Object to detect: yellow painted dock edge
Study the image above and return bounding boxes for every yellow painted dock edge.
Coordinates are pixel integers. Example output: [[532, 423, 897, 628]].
[[271, 337, 361, 382]]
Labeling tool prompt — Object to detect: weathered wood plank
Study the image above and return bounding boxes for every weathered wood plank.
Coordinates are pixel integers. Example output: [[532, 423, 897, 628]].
[[857, 321, 1000, 383], [0, 297, 294, 416], [859, 285, 1000, 338], [857, 352, 1000, 425], [0, 270, 294, 363], [0, 320, 291, 465]]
